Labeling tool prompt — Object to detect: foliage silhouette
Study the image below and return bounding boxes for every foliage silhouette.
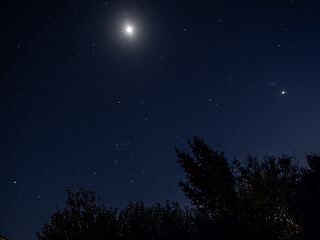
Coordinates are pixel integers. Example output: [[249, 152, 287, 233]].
[[294, 153, 320, 239], [36, 185, 118, 240], [232, 155, 301, 239], [37, 137, 320, 240], [175, 136, 236, 217], [175, 137, 302, 239], [37, 186, 196, 240]]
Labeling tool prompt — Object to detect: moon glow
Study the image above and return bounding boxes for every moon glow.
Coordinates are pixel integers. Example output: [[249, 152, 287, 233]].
[[125, 25, 134, 35]]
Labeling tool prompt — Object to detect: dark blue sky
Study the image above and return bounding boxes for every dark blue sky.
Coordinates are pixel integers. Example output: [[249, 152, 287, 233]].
[[1, 0, 320, 239]]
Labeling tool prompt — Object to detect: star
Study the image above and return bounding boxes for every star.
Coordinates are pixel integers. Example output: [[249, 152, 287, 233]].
[[281, 90, 286, 95]]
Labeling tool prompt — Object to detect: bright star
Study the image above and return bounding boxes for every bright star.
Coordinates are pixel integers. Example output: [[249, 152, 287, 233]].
[[281, 90, 286, 95]]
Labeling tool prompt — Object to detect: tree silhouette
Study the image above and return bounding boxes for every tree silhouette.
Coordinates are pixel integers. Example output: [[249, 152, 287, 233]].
[[36, 185, 118, 240], [233, 155, 301, 239], [175, 136, 236, 217], [37, 137, 320, 240], [176, 137, 302, 239], [175, 136, 243, 239], [37, 186, 197, 240], [294, 153, 320, 239], [118, 200, 195, 240]]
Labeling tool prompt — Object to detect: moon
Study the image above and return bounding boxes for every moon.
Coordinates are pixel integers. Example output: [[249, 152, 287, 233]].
[[126, 26, 133, 33], [125, 25, 134, 35]]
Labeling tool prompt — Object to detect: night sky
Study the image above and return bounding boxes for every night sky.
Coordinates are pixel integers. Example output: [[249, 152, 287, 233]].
[[1, 0, 320, 239]]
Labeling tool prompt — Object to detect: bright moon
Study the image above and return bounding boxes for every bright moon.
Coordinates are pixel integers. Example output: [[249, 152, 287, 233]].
[[125, 25, 133, 35]]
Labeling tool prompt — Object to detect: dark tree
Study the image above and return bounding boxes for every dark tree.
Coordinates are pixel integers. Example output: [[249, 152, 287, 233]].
[[37, 137, 320, 240], [175, 136, 236, 217], [37, 186, 196, 240], [118, 200, 195, 240], [175, 136, 239, 239], [233, 155, 301, 239], [295, 153, 320, 239], [176, 137, 303, 239], [36, 185, 118, 240]]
